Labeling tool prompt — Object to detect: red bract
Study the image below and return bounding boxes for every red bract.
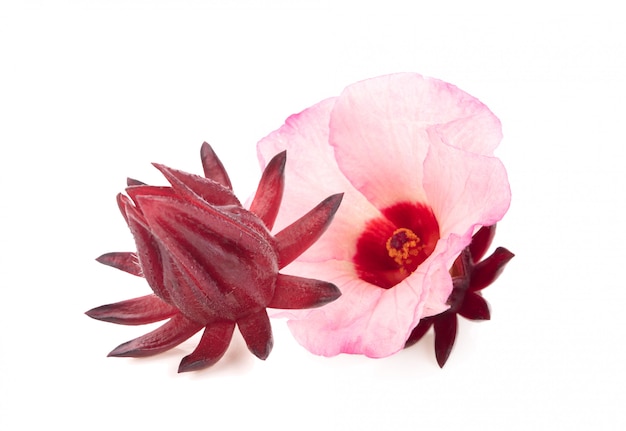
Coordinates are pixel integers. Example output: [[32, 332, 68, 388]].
[[86, 143, 343, 372], [405, 225, 514, 367]]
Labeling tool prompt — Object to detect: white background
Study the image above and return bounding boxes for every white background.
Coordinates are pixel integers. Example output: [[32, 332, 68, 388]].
[[1, 1, 625, 429]]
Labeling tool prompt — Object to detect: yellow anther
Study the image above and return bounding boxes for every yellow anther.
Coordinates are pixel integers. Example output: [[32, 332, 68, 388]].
[[386, 228, 422, 266]]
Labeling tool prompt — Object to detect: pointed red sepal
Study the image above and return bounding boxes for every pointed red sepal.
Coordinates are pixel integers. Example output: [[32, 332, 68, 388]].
[[178, 321, 236, 373], [200, 142, 233, 190], [116, 193, 131, 224], [125, 185, 177, 210], [469, 225, 497, 262], [434, 313, 458, 368], [96, 252, 142, 277], [275, 193, 343, 268], [470, 247, 515, 291], [404, 318, 434, 348], [153, 163, 240, 207], [249, 151, 286, 230], [85, 294, 178, 325], [458, 292, 491, 321], [108, 314, 203, 358], [123, 201, 171, 303], [127, 178, 145, 186], [237, 310, 273, 360], [268, 274, 341, 309]]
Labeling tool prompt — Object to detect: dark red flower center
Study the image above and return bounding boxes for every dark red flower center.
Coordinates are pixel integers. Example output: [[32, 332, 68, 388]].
[[353, 202, 440, 289]]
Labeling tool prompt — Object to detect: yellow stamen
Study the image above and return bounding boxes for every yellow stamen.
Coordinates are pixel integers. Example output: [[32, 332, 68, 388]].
[[386, 228, 423, 267]]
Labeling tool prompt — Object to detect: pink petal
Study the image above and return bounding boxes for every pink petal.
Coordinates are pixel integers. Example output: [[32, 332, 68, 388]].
[[257, 98, 382, 263], [277, 260, 432, 357], [427, 99, 502, 156], [329, 76, 430, 208], [329, 73, 503, 211], [422, 138, 511, 239]]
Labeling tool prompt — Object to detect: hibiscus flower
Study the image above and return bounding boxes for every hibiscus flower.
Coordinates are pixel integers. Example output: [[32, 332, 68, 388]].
[[256, 73, 511, 359]]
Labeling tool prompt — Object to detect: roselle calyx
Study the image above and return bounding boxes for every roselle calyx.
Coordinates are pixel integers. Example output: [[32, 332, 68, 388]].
[[87, 143, 343, 372], [405, 225, 514, 367]]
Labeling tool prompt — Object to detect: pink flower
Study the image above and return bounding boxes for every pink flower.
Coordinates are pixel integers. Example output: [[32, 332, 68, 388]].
[[87, 143, 343, 372], [257, 73, 511, 359]]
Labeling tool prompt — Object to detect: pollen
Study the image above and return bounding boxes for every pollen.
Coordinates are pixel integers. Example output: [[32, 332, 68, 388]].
[[386, 228, 423, 267]]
